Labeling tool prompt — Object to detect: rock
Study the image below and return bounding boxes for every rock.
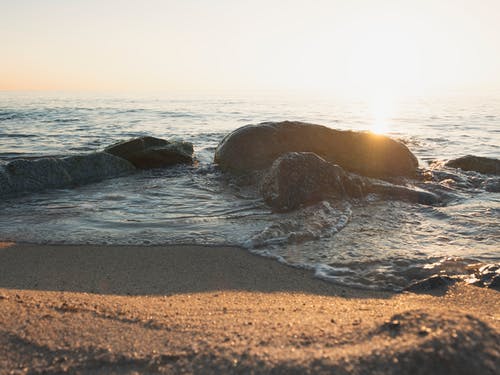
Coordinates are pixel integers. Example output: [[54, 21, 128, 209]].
[[0, 153, 135, 197], [6, 158, 72, 191], [215, 121, 418, 178], [404, 275, 456, 293], [488, 275, 500, 290], [470, 264, 500, 289], [0, 165, 13, 197], [61, 153, 136, 184], [366, 181, 442, 205], [483, 178, 500, 192], [446, 155, 500, 175], [260, 152, 440, 212], [105, 136, 194, 169], [260, 152, 349, 212]]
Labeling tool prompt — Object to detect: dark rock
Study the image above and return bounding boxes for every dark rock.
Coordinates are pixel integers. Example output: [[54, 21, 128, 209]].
[[404, 275, 456, 293], [488, 275, 500, 290], [0, 153, 135, 197], [446, 155, 500, 175], [105, 136, 193, 169], [471, 264, 500, 289], [366, 181, 442, 205], [260, 152, 349, 212], [260, 152, 440, 212], [6, 158, 71, 191], [483, 178, 500, 192], [215, 121, 418, 178], [61, 153, 136, 184]]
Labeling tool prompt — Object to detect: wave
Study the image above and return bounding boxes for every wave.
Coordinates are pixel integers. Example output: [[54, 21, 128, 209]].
[[0, 111, 26, 121], [0, 152, 136, 197], [245, 200, 351, 248], [158, 111, 199, 118], [49, 118, 81, 123]]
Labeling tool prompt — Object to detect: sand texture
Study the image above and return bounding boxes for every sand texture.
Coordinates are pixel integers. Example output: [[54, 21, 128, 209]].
[[0, 243, 499, 374]]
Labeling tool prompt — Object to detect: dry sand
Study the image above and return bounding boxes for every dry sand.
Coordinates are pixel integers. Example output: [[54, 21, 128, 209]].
[[0, 242, 498, 374]]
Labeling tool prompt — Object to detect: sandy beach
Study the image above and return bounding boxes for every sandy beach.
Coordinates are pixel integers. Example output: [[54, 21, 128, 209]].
[[0, 242, 498, 374]]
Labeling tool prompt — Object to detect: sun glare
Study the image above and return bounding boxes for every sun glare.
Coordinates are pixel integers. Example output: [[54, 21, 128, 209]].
[[369, 96, 394, 134]]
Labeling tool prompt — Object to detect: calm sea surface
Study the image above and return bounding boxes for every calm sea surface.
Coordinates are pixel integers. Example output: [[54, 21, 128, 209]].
[[0, 91, 499, 290]]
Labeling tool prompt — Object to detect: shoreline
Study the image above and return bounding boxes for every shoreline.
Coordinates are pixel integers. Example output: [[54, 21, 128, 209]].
[[0, 243, 498, 373]]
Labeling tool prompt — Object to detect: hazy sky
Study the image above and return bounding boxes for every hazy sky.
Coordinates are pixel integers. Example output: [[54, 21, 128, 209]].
[[1, 0, 499, 96]]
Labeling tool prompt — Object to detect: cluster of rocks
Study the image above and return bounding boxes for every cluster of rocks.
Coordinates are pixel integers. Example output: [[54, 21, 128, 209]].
[[215, 121, 446, 212], [2, 121, 499, 208], [0, 136, 195, 196], [403, 263, 500, 294]]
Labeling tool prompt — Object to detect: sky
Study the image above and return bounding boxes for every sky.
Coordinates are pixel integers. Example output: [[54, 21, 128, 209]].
[[1, 0, 500, 97]]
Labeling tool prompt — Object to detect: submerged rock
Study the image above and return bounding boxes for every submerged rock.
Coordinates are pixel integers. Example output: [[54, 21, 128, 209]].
[[0, 152, 135, 197], [446, 155, 500, 175], [215, 121, 418, 178], [105, 136, 194, 169]]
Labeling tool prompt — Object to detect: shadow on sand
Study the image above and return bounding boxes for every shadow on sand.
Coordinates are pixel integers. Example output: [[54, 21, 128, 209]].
[[0, 243, 393, 298]]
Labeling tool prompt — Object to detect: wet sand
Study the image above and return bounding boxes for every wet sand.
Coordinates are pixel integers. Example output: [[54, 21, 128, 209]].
[[0, 243, 498, 374]]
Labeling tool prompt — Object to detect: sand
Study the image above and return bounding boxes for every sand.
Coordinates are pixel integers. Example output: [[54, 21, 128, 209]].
[[0, 243, 498, 374]]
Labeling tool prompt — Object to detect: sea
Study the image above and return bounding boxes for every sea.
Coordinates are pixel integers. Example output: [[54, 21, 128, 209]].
[[0, 91, 499, 291]]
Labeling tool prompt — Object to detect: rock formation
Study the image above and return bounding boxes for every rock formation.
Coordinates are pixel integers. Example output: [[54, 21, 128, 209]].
[[105, 136, 194, 169], [215, 121, 418, 178]]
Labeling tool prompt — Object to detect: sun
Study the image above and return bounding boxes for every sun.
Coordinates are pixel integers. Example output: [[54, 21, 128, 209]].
[[369, 95, 394, 134]]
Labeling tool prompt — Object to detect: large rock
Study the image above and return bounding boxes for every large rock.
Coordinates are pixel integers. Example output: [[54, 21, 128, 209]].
[[0, 152, 135, 197], [261, 152, 350, 212], [215, 121, 418, 178], [446, 155, 500, 175], [105, 136, 194, 169], [260, 152, 440, 212]]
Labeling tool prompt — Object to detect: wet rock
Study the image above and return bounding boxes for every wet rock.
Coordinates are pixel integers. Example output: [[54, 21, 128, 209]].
[[105, 136, 194, 169], [446, 155, 500, 175], [366, 181, 442, 205], [260, 152, 441, 211], [488, 275, 500, 290], [483, 178, 500, 192], [215, 121, 418, 178], [404, 275, 456, 293], [427, 169, 472, 189], [467, 264, 500, 289], [61, 153, 136, 185], [0, 164, 14, 197], [260, 152, 349, 212], [0, 153, 135, 197], [6, 158, 71, 191]]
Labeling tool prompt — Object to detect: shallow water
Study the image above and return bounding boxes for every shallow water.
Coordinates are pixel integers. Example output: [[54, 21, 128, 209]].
[[0, 92, 499, 290]]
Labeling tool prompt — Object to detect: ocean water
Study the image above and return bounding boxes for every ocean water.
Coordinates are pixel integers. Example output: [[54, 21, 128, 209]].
[[0, 91, 499, 291]]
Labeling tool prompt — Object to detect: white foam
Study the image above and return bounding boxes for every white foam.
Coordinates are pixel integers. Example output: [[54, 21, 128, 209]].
[[244, 200, 352, 249]]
